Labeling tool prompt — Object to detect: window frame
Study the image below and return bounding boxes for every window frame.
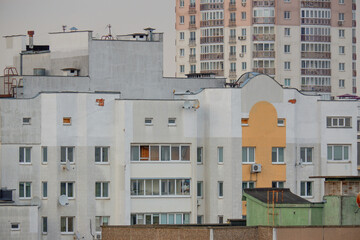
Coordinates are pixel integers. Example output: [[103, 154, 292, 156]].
[[60, 146, 75, 164], [197, 181, 203, 198], [95, 182, 110, 199], [300, 181, 313, 197], [60, 216, 74, 234], [22, 117, 31, 125], [272, 147, 285, 164], [42, 181, 48, 199], [326, 117, 351, 128], [242, 147, 255, 163], [131, 178, 191, 197], [131, 144, 190, 162], [95, 146, 109, 164], [168, 118, 176, 126], [60, 182, 75, 199], [145, 118, 153, 126], [218, 147, 224, 164], [19, 182, 31, 199], [42, 217, 48, 234], [42, 146, 48, 164], [327, 145, 350, 161], [284, 11, 291, 19], [272, 181, 285, 188], [19, 147, 31, 164], [95, 216, 109, 232], [300, 147, 313, 164], [11, 223, 20, 231], [197, 147, 203, 164], [180, 16, 185, 24], [218, 181, 224, 198]]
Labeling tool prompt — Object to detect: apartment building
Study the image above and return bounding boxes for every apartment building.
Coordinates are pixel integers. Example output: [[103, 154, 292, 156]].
[[175, 0, 359, 98]]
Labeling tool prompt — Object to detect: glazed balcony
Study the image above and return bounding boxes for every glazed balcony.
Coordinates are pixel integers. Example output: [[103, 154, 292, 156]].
[[229, 36, 236, 44], [253, 34, 275, 41], [189, 3, 196, 14], [300, 1, 331, 8], [229, 52, 237, 61], [301, 18, 330, 25], [301, 52, 331, 59], [200, 69, 224, 76], [200, 20, 224, 27], [189, 39, 196, 47], [301, 69, 331, 75], [200, 36, 224, 44], [253, 68, 275, 75], [301, 35, 331, 42], [253, 51, 275, 58], [253, 17, 275, 24], [200, 53, 224, 61], [229, 19, 236, 27], [301, 85, 331, 93], [189, 54, 196, 63], [200, 3, 223, 11], [253, 0, 275, 7], [229, 2, 236, 11]]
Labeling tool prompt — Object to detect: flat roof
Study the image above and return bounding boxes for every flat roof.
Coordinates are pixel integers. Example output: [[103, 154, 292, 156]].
[[244, 188, 310, 204]]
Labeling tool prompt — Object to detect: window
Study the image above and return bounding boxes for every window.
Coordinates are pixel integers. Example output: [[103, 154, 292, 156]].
[[218, 181, 223, 197], [95, 147, 109, 163], [300, 147, 312, 163], [241, 45, 246, 53], [284, 45, 290, 53], [168, 118, 176, 126], [11, 223, 20, 231], [326, 117, 351, 128], [23, 117, 31, 125], [218, 215, 224, 224], [180, 48, 185, 57], [339, 63, 345, 71], [190, 15, 196, 24], [131, 179, 190, 196], [19, 147, 31, 163], [190, 31, 196, 40], [339, 13, 344, 21], [180, 16, 184, 24], [42, 147, 47, 164], [284, 61, 291, 70], [131, 144, 190, 161], [180, 32, 185, 40], [218, 147, 223, 163], [42, 217, 48, 234], [95, 182, 109, 198], [60, 182, 74, 199], [19, 182, 31, 199], [277, 119, 285, 126], [190, 64, 196, 73], [339, 29, 345, 38], [197, 215, 203, 224], [197, 181, 203, 198], [42, 182, 48, 198], [284, 0, 290, 2], [145, 118, 153, 125], [131, 213, 190, 225], [242, 62, 247, 70], [284, 78, 291, 87], [230, 29, 236, 37], [180, 0, 184, 7], [180, 65, 185, 73], [339, 79, 345, 88], [300, 181, 312, 197], [61, 217, 74, 234], [339, 46, 345, 54], [241, 12, 246, 20], [230, 12, 236, 21], [63, 117, 71, 125], [272, 147, 284, 163], [284, 11, 291, 19], [230, 63, 236, 72], [242, 147, 255, 163], [197, 147, 203, 163], [242, 181, 255, 189], [284, 28, 291, 36], [230, 46, 236, 55], [95, 216, 109, 232], [241, 118, 249, 126], [339, 0, 344, 4], [272, 181, 284, 188], [61, 147, 74, 163], [241, 28, 246, 36], [327, 145, 350, 161]]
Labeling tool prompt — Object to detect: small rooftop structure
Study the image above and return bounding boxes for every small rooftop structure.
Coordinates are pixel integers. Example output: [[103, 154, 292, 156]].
[[244, 188, 310, 205], [185, 73, 216, 78]]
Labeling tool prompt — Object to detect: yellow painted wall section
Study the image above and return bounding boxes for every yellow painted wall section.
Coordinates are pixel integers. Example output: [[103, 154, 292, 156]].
[[242, 101, 286, 215]]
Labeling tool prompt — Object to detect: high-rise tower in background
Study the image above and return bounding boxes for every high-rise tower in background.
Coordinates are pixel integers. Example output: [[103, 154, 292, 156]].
[[175, 0, 359, 99]]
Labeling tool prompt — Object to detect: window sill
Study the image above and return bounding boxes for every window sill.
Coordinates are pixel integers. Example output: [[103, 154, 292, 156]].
[[272, 162, 286, 165], [19, 163, 32, 165], [197, 162, 203, 165], [218, 197, 224, 199], [95, 197, 110, 200], [301, 196, 313, 199], [41, 162, 48, 165], [326, 126, 352, 128], [60, 162, 75, 165], [145, 124, 153, 126], [218, 162, 224, 165], [95, 162, 110, 165], [327, 160, 351, 163], [131, 195, 191, 198], [300, 162, 313, 165], [242, 162, 255, 165], [61, 232, 74, 235], [131, 161, 190, 163], [19, 198, 32, 200], [168, 124, 177, 127]]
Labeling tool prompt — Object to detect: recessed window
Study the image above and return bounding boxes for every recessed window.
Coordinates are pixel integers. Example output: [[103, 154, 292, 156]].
[[339, 0, 344, 4], [218, 147, 223, 163], [284, 28, 291, 36], [284, 78, 291, 87], [145, 118, 153, 126], [284, 45, 290, 53], [241, 12, 246, 20], [300, 181, 312, 197], [19, 147, 31, 164], [61, 147, 74, 163], [197, 215, 203, 224], [284, 61, 291, 70], [42, 147, 47, 164], [180, 16, 184, 24], [131, 144, 190, 161], [180, 32, 185, 40], [11, 223, 20, 231], [23, 117, 31, 125], [179, 0, 184, 7], [242, 181, 255, 190], [242, 147, 255, 163], [131, 179, 190, 196], [339, 46, 345, 54], [300, 147, 313, 163], [339, 13, 344, 21], [339, 79, 345, 88], [218, 216, 224, 224], [241, 118, 249, 126], [180, 49, 185, 57], [95, 147, 109, 163], [272, 181, 285, 188], [60, 217, 74, 234], [60, 182, 74, 199], [272, 147, 284, 163], [95, 182, 109, 198], [339, 63, 345, 71], [326, 117, 351, 128], [284, 11, 291, 19], [180, 65, 185, 73], [277, 119, 285, 126], [95, 216, 109, 232], [197, 181, 203, 198], [327, 145, 349, 161], [19, 182, 31, 199], [339, 29, 345, 38], [168, 118, 176, 126], [42, 181, 48, 198], [197, 147, 203, 163], [42, 217, 48, 234], [63, 117, 71, 125], [218, 181, 224, 197]]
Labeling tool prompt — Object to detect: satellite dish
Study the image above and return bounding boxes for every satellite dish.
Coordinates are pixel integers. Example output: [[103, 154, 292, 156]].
[[183, 101, 192, 109], [31, 196, 42, 208], [66, 159, 71, 171], [59, 195, 69, 206]]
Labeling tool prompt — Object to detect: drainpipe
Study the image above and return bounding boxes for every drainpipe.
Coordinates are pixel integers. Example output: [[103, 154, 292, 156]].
[[19, 53, 23, 75]]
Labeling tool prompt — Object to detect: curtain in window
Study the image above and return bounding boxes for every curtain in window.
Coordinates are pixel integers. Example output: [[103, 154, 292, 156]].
[[131, 146, 139, 161], [140, 146, 149, 161], [181, 146, 190, 161], [161, 146, 170, 161], [150, 146, 159, 161]]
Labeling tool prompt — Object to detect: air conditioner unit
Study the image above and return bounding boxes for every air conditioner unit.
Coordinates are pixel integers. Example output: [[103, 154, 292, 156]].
[[239, 53, 244, 57], [338, 21, 343, 26], [242, 3, 246, 7], [238, 36, 246, 40], [251, 164, 261, 173], [96, 233, 102, 239]]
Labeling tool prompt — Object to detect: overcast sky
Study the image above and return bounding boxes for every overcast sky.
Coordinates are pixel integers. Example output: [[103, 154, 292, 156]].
[[0, 0, 176, 76]]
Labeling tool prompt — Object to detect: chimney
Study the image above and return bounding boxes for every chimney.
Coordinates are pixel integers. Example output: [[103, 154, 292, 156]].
[[144, 27, 155, 41], [27, 30, 34, 50]]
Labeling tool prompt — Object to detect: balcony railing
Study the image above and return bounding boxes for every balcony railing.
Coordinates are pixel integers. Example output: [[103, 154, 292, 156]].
[[253, 17, 275, 24], [301, 85, 331, 93], [189, 22, 197, 30], [353, 37, 357, 44], [200, 53, 224, 61], [353, 70, 357, 77], [189, 39, 196, 47], [300, 1, 331, 8], [189, 4, 196, 14], [301, 52, 331, 59], [229, 70, 237, 78], [229, 2, 236, 11], [200, 36, 224, 44], [189, 54, 196, 63], [301, 18, 331, 25], [229, 19, 236, 27], [301, 35, 331, 42], [353, 3, 356, 10], [200, 70, 224, 76], [229, 36, 236, 44], [301, 69, 331, 75], [253, 51, 275, 58], [253, 0, 275, 7], [253, 68, 275, 75], [353, 53, 357, 60], [200, 20, 224, 27], [229, 53, 237, 61], [253, 34, 275, 41], [353, 20, 356, 27], [200, 3, 223, 10]]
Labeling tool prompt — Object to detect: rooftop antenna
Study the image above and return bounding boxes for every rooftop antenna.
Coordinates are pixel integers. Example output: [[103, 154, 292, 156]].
[[101, 24, 114, 40], [62, 25, 67, 32]]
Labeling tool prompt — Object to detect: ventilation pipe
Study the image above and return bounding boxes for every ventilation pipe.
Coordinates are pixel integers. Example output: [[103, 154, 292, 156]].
[[144, 27, 155, 41], [27, 30, 34, 50]]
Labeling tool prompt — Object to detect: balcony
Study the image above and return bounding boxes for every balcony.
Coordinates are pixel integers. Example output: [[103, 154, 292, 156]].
[[189, 22, 197, 30], [353, 53, 357, 60], [301, 18, 330, 25], [353, 70, 357, 77], [200, 3, 223, 11], [301, 52, 331, 59], [229, 36, 236, 44], [300, 1, 331, 8], [200, 20, 224, 27], [200, 69, 224, 76], [253, 68, 275, 75], [353, 3, 356, 10], [253, 17, 275, 24], [189, 4, 196, 14], [229, 2, 236, 11], [200, 36, 224, 44], [353, 20, 356, 27], [229, 19, 236, 27], [301, 35, 331, 42], [253, 0, 275, 7], [301, 69, 331, 76], [189, 54, 196, 63], [189, 39, 196, 47], [353, 37, 357, 44], [353, 87, 357, 94], [301, 85, 331, 93], [229, 70, 237, 78], [200, 53, 224, 61], [253, 51, 275, 58], [229, 53, 237, 61], [253, 34, 275, 41]]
